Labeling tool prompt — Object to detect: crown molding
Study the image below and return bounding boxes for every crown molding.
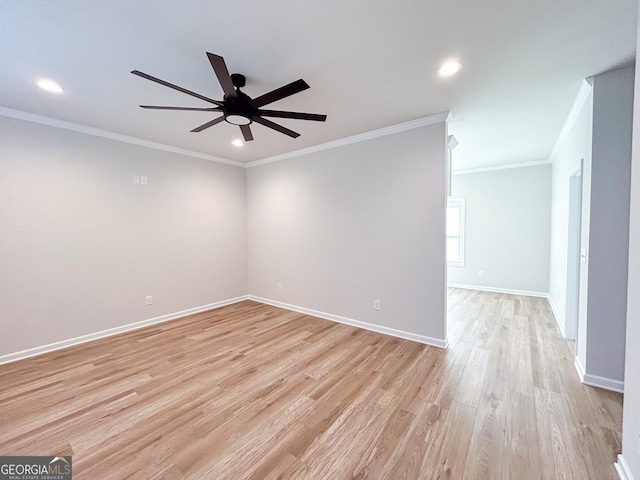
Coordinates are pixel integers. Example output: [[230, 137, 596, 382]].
[[1, 106, 451, 169], [549, 79, 593, 160], [452, 158, 551, 175], [246, 111, 451, 168], [0, 106, 245, 168]]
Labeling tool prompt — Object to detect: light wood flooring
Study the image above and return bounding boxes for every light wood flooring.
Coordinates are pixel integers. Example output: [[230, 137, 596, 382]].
[[0, 289, 623, 479]]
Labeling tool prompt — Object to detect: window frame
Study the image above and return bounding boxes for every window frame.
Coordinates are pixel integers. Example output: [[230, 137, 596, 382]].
[[446, 197, 466, 267]]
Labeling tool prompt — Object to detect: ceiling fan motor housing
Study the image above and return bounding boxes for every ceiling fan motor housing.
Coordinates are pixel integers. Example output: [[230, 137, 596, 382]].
[[230, 73, 246, 88], [224, 89, 254, 124]]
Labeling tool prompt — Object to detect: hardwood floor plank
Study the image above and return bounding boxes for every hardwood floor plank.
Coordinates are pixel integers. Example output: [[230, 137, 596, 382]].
[[462, 392, 506, 480], [422, 400, 477, 480], [454, 346, 490, 407], [351, 406, 416, 479], [378, 402, 443, 480], [501, 390, 542, 480], [422, 345, 470, 410], [508, 314, 535, 396]]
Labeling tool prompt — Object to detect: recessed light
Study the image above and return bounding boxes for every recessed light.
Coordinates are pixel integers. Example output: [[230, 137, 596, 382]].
[[36, 78, 64, 94], [437, 60, 462, 78], [232, 139, 244, 147]]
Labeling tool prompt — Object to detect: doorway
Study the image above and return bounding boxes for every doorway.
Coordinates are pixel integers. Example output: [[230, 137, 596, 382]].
[[565, 160, 583, 344]]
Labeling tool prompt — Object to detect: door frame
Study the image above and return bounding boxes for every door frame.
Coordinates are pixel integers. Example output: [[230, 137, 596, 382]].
[[565, 159, 583, 343]]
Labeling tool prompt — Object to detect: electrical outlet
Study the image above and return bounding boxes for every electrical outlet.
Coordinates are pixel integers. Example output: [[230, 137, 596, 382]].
[[478, 270, 484, 278], [145, 295, 153, 306], [374, 300, 381, 310], [141, 176, 148, 185], [277, 282, 283, 291], [133, 175, 140, 184]]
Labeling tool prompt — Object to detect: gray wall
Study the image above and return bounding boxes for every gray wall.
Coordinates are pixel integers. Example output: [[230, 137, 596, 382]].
[[447, 164, 551, 294], [0, 116, 248, 357], [247, 123, 447, 343], [621, 8, 640, 474], [586, 66, 634, 382]]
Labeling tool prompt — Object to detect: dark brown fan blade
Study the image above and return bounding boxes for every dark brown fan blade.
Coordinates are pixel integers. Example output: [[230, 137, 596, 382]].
[[253, 79, 310, 108], [240, 124, 253, 141], [140, 105, 222, 111], [206, 52, 236, 98], [257, 109, 327, 122], [131, 70, 223, 106], [190, 116, 225, 133], [253, 116, 300, 138]]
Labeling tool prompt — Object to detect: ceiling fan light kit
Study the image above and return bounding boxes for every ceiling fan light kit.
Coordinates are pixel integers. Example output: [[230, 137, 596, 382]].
[[225, 114, 251, 126], [132, 52, 327, 142]]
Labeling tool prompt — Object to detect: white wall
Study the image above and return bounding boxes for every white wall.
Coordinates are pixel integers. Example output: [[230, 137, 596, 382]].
[[619, 6, 640, 476], [247, 123, 447, 344], [448, 164, 551, 294], [0, 116, 248, 357]]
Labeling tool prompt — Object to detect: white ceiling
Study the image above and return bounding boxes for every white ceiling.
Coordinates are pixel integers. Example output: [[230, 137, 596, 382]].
[[1, 1, 636, 170]]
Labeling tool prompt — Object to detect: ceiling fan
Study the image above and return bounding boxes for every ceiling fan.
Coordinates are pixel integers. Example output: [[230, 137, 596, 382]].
[[131, 52, 327, 142]]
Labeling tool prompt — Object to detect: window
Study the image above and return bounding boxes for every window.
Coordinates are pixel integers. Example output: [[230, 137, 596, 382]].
[[447, 197, 465, 266]]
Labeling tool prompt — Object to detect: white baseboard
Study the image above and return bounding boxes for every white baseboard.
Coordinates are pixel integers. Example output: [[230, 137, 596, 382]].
[[248, 295, 448, 349], [615, 454, 635, 480], [546, 294, 567, 338], [0, 295, 249, 365], [583, 372, 625, 393], [447, 283, 548, 298], [574, 355, 624, 393]]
